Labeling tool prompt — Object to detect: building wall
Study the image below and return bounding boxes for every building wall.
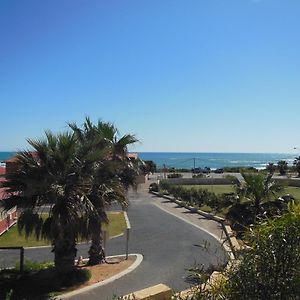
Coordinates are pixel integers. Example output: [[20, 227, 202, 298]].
[[0, 207, 17, 236]]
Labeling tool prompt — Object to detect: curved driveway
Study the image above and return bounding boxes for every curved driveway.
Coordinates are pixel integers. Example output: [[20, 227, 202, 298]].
[[4, 186, 228, 300], [69, 188, 227, 299]]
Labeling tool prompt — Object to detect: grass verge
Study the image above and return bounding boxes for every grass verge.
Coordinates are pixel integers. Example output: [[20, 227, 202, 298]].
[[0, 211, 126, 247]]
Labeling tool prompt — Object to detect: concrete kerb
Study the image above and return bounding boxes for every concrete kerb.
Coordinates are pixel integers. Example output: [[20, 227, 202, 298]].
[[150, 191, 239, 259], [56, 253, 143, 299]]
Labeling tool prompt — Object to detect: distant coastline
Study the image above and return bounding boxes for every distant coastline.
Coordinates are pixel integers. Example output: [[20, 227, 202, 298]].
[[137, 152, 296, 169], [0, 151, 297, 170]]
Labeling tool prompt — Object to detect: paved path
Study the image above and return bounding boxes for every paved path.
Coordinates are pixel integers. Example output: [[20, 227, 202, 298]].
[[1, 181, 228, 300], [68, 182, 227, 300]]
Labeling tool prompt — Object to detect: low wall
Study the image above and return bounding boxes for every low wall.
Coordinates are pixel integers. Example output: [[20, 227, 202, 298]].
[[164, 178, 233, 185]]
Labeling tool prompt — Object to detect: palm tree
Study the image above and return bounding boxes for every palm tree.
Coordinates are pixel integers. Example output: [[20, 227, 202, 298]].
[[240, 173, 282, 219], [277, 160, 288, 176], [266, 162, 276, 175], [1, 131, 98, 274], [294, 157, 300, 177], [69, 118, 139, 265]]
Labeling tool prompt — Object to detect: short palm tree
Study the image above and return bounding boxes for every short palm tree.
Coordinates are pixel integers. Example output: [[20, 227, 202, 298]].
[[1, 131, 98, 274], [266, 162, 276, 174], [294, 156, 300, 177], [239, 173, 283, 219], [278, 160, 288, 176], [69, 118, 139, 265]]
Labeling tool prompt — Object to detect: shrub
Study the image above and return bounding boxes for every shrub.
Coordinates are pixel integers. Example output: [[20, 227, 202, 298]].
[[59, 268, 91, 287], [149, 182, 159, 192], [192, 173, 204, 178], [159, 180, 171, 192], [226, 203, 300, 299], [15, 260, 54, 273], [167, 173, 183, 178]]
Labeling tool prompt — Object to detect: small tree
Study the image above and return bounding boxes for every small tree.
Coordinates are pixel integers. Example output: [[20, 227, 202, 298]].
[[294, 156, 300, 177], [143, 160, 157, 174], [226, 203, 300, 299], [240, 173, 282, 219], [265, 162, 276, 174], [277, 160, 288, 176]]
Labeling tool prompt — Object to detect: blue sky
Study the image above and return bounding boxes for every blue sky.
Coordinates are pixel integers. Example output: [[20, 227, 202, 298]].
[[1, 0, 300, 153]]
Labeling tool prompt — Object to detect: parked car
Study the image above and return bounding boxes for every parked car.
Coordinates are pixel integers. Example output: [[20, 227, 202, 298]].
[[214, 168, 224, 174], [192, 167, 202, 174], [202, 167, 211, 174]]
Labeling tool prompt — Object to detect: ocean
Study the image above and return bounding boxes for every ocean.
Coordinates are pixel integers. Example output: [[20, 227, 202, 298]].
[[138, 152, 297, 169], [0, 151, 297, 170]]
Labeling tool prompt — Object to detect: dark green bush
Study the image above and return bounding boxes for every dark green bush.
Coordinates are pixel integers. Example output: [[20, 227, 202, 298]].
[[149, 182, 159, 192], [59, 268, 91, 287], [167, 173, 183, 178]]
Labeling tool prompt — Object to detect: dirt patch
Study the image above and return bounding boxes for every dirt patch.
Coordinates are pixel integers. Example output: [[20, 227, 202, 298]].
[[79, 256, 135, 287]]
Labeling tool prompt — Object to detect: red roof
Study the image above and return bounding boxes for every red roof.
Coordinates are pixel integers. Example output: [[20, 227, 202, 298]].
[[127, 153, 138, 160], [5, 151, 38, 163]]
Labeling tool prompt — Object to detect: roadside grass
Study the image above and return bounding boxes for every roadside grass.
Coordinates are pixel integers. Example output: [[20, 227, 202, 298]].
[[179, 184, 300, 200], [180, 184, 235, 195], [283, 187, 300, 200], [0, 211, 126, 247]]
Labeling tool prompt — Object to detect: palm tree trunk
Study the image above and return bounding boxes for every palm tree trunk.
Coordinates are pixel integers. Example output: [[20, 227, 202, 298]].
[[53, 238, 77, 274], [254, 197, 260, 220], [88, 228, 105, 265]]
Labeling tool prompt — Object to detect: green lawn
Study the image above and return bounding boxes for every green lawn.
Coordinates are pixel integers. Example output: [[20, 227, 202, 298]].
[[180, 184, 235, 195], [282, 187, 300, 200], [0, 211, 126, 247]]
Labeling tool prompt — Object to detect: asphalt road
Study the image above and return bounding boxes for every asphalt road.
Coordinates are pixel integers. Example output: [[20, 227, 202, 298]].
[[69, 189, 227, 300], [1, 188, 227, 300]]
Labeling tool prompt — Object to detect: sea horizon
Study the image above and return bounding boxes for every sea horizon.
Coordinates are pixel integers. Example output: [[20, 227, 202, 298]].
[[1, 151, 298, 170]]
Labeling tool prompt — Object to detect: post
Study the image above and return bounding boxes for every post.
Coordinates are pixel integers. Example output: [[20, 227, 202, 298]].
[[126, 228, 130, 260], [124, 211, 131, 260], [20, 247, 24, 273], [102, 230, 107, 252]]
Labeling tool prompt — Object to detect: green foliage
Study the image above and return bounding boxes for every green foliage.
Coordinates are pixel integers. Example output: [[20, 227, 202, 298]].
[[294, 156, 300, 177], [15, 260, 54, 273], [167, 173, 183, 178], [277, 160, 288, 175], [60, 268, 91, 287], [149, 182, 159, 192], [223, 166, 258, 173], [1, 117, 139, 272], [142, 160, 157, 174], [265, 162, 276, 174], [192, 173, 205, 178], [159, 180, 172, 192], [173, 204, 300, 300], [226, 203, 300, 299], [239, 173, 283, 218]]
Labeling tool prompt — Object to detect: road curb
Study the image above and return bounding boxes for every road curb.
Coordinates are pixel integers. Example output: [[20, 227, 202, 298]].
[[150, 191, 236, 259], [56, 253, 143, 299]]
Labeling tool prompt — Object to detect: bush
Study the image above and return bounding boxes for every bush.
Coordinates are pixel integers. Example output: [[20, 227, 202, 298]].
[[15, 260, 54, 273], [192, 173, 205, 178], [167, 173, 183, 178], [59, 268, 91, 287], [173, 204, 300, 300], [226, 203, 300, 299], [159, 180, 171, 192], [149, 182, 159, 192]]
